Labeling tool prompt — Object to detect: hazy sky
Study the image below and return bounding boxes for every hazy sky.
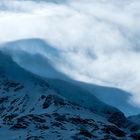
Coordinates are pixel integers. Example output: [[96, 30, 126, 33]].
[[0, 0, 140, 108]]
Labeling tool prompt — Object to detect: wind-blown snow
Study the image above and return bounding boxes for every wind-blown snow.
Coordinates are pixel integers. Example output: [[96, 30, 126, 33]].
[[0, 0, 140, 112], [1, 38, 140, 116]]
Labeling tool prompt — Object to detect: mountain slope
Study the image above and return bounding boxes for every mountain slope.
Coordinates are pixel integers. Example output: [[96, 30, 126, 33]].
[[1, 38, 140, 116], [0, 50, 140, 139], [0, 49, 119, 117], [128, 114, 140, 125]]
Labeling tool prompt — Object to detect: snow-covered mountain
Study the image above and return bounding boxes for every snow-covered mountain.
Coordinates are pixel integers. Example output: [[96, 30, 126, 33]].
[[0, 0, 140, 139], [0, 46, 140, 139], [1, 38, 140, 116]]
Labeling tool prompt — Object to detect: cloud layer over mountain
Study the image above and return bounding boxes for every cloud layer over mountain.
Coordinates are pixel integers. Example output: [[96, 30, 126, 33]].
[[0, 0, 140, 108]]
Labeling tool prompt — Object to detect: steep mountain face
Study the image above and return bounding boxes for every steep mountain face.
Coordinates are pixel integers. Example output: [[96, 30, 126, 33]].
[[0, 51, 140, 140]]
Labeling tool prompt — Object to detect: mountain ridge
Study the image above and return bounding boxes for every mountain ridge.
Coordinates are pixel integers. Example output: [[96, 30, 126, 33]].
[[0, 46, 140, 139], [1, 38, 140, 116]]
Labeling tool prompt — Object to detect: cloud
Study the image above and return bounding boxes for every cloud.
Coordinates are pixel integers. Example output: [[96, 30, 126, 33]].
[[0, 0, 140, 107]]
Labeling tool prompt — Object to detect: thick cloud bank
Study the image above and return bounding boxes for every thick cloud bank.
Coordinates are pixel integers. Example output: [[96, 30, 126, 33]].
[[0, 0, 140, 109]]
